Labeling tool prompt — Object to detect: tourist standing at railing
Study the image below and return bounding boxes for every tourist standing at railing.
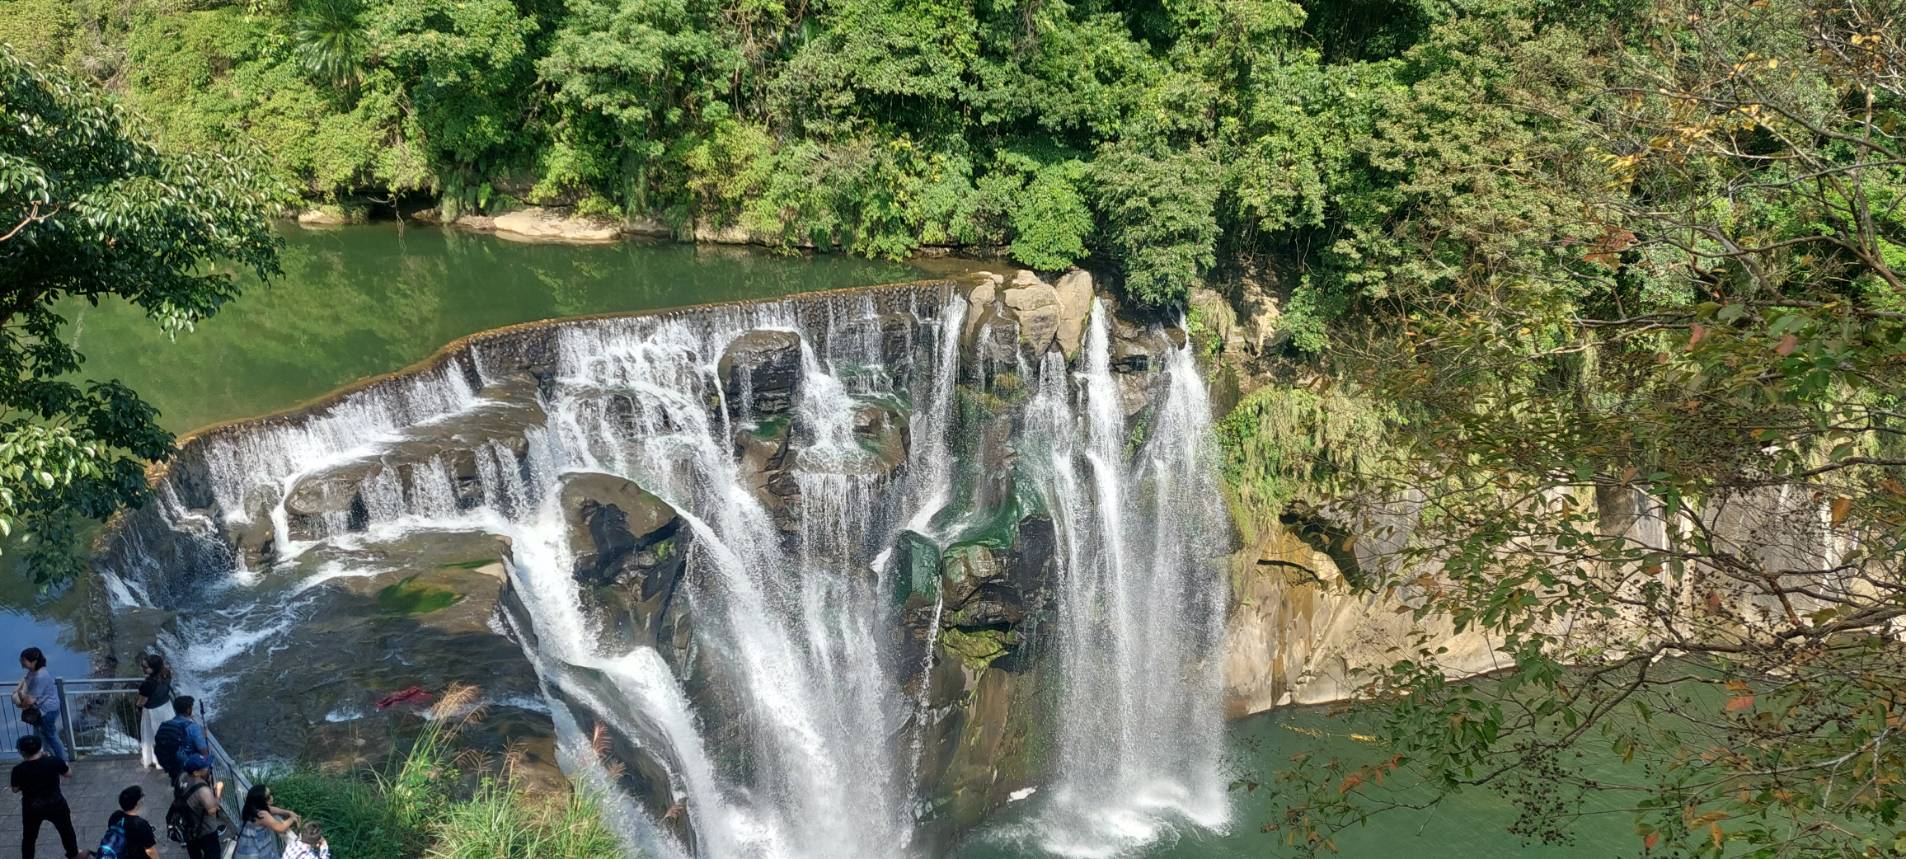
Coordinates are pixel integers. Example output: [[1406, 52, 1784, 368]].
[[155, 696, 210, 790], [134, 654, 175, 772], [173, 754, 228, 859], [10, 735, 79, 859], [233, 783, 301, 859], [12, 647, 69, 763]]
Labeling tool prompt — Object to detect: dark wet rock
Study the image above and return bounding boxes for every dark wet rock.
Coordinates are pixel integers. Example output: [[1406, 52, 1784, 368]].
[[562, 473, 685, 585], [281, 379, 546, 533], [233, 516, 277, 570], [719, 330, 803, 418], [835, 311, 920, 366], [203, 536, 550, 783], [854, 402, 910, 477], [286, 472, 359, 518], [560, 473, 694, 657], [736, 417, 792, 475], [889, 502, 1057, 846], [540, 664, 699, 851]]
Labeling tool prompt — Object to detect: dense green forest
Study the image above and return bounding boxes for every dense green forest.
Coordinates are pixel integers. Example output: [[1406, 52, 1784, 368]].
[[1, 0, 1632, 313]]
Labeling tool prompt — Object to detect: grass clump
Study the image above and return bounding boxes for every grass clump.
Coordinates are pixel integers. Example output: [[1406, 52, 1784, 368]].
[[269, 685, 627, 858]]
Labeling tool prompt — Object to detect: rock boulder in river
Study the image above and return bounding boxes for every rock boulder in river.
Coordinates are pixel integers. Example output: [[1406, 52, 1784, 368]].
[[488, 207, 621, 243], [719, 330, 803, 418], [560, 472, 693, 656]]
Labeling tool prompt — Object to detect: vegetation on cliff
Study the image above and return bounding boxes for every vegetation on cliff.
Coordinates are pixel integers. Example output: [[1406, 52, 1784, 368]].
[[0, 47, 282, 582], [1242, 1, 1906, 856]]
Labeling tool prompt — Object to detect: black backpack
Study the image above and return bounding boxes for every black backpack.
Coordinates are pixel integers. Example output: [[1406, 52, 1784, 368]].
[[154, 718, 188, 772], [166, 780, 213, 844]]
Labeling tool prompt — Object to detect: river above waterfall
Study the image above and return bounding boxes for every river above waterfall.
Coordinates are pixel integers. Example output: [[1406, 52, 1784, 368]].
[[59, 228, 1641, 859], [63, 224, 927, 434]]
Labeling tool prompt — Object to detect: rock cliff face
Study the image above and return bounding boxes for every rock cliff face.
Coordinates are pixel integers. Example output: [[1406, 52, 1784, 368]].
[[1203, 284, 1846, 718], [1220, 519, 1506, 713]]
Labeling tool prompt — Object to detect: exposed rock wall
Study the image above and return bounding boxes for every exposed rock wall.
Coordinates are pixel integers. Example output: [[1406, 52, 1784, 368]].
[[1221, 519, 1505, 713]]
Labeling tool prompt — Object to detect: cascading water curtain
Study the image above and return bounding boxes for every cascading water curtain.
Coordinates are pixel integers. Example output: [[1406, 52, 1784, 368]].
[[101, 287, 1232, 859]]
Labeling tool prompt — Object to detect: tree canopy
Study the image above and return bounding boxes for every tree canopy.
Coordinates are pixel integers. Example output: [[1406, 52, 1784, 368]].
[[0, 48, 281, 582], [1255, 1, 1906, 855]]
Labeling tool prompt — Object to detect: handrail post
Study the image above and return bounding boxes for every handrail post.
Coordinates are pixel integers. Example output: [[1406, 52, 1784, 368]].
[[55, 676, 78, 760]]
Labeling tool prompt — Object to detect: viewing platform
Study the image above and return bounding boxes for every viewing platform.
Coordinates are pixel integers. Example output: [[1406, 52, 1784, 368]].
[[3, 676, 253, 853]]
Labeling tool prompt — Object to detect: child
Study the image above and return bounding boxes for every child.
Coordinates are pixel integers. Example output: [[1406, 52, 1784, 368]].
[[282, 820, 331, 859]]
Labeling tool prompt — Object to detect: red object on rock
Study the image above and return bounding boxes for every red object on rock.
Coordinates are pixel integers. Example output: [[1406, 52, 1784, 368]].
[[375, 685, 434, 710]]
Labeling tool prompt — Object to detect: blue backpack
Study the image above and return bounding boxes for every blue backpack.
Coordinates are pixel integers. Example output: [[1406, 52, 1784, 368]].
[[95, 819, 127, 859]]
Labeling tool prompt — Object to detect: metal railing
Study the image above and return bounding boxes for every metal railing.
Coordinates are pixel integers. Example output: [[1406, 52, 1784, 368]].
[[2, 676, 146, 759], [204, 718, 255, 825], [2, 675, 253, 821]]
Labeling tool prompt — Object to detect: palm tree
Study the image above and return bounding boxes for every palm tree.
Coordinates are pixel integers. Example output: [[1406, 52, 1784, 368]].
[[290, 0, 367, 91]]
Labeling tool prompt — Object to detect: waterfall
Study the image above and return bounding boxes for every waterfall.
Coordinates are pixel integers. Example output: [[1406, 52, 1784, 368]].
[[98, 283, 1232, 859], [1024, 302, 1231, 857]]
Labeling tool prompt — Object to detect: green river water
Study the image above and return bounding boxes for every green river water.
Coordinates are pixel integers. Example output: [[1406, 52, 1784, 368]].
[[19, 225, 1645, 857], [64, 223, 923, 435]]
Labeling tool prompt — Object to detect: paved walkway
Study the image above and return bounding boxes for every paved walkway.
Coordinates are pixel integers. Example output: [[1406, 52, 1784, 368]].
[[3, 758, 176, 857]]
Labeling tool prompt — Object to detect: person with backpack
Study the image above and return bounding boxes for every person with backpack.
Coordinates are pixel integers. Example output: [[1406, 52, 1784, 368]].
[[9, 734, 78, 859], [133, 654, 175, 772], [168, 754, 227, 859], [12, 647, 69, 763], [95, 785, 159, 859], [154, 695, 209, 790]]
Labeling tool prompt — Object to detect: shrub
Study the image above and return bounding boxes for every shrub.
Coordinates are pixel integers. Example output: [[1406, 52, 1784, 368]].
[[266, 686, 629, 859]]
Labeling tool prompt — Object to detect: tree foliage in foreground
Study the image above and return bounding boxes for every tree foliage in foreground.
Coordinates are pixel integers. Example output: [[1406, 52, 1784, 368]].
[[1274, 1, 1906, 856], [0, 48, 281, 582]]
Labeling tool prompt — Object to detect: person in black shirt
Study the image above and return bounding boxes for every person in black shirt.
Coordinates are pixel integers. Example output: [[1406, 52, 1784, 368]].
[[9, 734, 78, 859], [134, 653, 175, 772], [102, 785, 160, 859]]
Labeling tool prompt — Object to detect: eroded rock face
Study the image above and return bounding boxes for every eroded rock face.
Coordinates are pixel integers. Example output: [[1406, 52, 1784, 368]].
[[274, 379, 545, 553], [894, 503, 1059, 842], [960, 269, 1096, 366], [1003, 274, 1062, 353], [719, 330, 803, 418], [1054, 269, 1093, 356], [560, 472, 693, 656]]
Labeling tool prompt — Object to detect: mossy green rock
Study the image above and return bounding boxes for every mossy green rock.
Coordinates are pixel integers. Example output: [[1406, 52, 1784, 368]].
[[941, 627, 1016, 670], [376, 575, 462, 615]]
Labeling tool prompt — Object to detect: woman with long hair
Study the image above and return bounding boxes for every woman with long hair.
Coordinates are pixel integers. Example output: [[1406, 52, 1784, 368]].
[[12, 646, 69, 762], [233, 783, 301, 859], [134, 652, 176, 771]]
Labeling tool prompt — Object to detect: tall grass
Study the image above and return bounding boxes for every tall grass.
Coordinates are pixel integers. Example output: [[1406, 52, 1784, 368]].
[[267, 685, 628, 858], [429, 778, 624, 858]]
